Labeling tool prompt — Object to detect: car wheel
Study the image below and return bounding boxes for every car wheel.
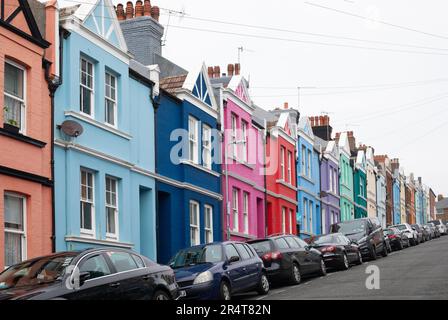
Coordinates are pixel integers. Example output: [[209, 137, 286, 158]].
[[381, 242, 388, 257], [153, 290, 171, 300], [340, 253, 349, 270], [370, 245, 377, 260], [355, 251, 363, 265], [257, 273, 270, 295], [219, 280, 231, 300], [290, 263, 302, 285], [319, 258, 327, 276]]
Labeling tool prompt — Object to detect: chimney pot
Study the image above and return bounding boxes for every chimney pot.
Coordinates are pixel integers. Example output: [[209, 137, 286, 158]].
[[151, 6, 160, 21], [213, 66, 220, 78], [135, 0, 144, 17], [319, 116, 324, 126], [227, 64, 234, 77], [310, 117, 315, 126], [126, 1, 134, 19], [208, 66, 214, 78], [144, 0, 151, 16], [235, 63, 241, 75], [116, 3, 125, 20]]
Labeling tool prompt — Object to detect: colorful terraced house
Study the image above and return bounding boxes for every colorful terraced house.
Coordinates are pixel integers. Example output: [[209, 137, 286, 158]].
[[336, 132, 355, 222]]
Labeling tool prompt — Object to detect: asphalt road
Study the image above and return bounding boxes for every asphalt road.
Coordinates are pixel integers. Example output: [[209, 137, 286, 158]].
[[239, 235, 448, 300]]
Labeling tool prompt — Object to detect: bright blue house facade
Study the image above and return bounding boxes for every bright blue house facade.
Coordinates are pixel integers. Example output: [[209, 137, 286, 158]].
[[54, 0, 157, 259], [297, 117, 321, 235], [156, 65, 222, 264], [393, 171, 401, 225]]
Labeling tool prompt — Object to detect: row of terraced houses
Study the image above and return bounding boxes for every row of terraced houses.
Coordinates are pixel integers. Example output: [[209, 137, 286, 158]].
[[0, 0, 439, 268]]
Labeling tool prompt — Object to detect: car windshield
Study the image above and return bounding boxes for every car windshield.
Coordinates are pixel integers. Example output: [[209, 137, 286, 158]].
[[429, 220, 440, 226], [332, 220, 366, 235], [394, 225, 407, 231], [249, 240, 273, 254], [313, 235, 339, 245], [170, 245, 223, 269], [0, 254, 76, 290]]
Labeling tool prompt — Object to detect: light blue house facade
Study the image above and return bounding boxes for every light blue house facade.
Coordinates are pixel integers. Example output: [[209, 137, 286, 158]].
[[376, 170, 387, 228], [392, 170, 401, 225], [54, 0, 157, 259], [297, 118, 321, 235]]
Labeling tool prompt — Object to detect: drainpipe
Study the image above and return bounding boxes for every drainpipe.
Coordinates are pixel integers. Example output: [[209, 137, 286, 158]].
[[151, 91, 160, 261], [263, 124, 268, 237]]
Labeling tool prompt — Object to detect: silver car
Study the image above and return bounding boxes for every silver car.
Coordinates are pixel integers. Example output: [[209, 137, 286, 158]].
[[428, 220, 447, 236], [391, 223, 419, 246]]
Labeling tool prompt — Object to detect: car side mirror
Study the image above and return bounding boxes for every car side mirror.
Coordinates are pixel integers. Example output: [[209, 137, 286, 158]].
[[79, 271, 91, 287], [228, 256, 240, 264]]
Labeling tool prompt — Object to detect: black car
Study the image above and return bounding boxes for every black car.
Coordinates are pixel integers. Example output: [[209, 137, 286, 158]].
[[330, 217, 388, 260], [248, 235, 326, 286], [0, 248, 180, 300], [384, 227, 410, 251], [311, 233, 363, 270]]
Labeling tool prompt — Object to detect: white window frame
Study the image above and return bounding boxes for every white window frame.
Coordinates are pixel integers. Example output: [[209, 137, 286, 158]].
[[202, 124, 212, 169], [321, 207, 326, 234], [303, 199, 308, 231], [3, 60, 26, 134], [309, 201, 313, 233], [105, 176, 119, 240], [243, 192, 249, 234], [287, 150, 292, 183], [104, 72, 117, 127], [301, 146, 306, 176], [189, 201, 200, 246], [307, 150, 312, 178], [231, 114, 238, 158], [280, 146, 285, 181], [3, 192, 27, 267], [80, 169, 95, 237], [188, 116, 199, 164], [329, 168, 333, 192], [232, 188, 239, 232], [289, 209, 294, 234], [282, 207, 286, 234], [241, 120, 248, 163], [204, 205, 213, 243], [80, 57, 94, 117]]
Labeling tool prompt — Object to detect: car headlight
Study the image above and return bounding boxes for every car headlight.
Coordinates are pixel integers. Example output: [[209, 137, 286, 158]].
[[193, 271, 213, 285], [358, 236, 368, 245]]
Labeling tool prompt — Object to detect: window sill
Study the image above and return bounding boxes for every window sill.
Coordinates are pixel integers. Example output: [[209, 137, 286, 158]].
[[299, 174, 315, 184], [276, 179, 297, 191], [228, 156, 255, 170], [65, 236, 134, 249], [64, 111, 132, 140], [0, 127, 46, 148], [180, 160, 220, 177]]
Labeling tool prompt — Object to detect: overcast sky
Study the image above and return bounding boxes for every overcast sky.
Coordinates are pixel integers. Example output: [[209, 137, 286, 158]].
[[64, 0, 448, 195]]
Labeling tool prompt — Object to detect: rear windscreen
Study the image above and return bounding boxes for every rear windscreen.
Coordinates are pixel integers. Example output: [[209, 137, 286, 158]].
[[249, 240, 273, 254]]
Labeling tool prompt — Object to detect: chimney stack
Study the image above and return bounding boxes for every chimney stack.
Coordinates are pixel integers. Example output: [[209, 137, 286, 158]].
[[144, 0, 151, 16], [235, 63, 241, 75], [126, 1, 134, 19], [227, 64, 235, 77], [311, 115, 333, 141], [135, 0, 144, 16], [116, 3, 125, 20]]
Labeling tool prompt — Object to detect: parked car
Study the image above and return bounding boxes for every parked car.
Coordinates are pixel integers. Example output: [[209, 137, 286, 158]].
[[248, 235, 326, 286], [0, 249, 179, 300], [330, 217, 388, 260], [310, 233, 363, 270], [384, 227, 410, 250], [391, 223, 419, 245], [411, 224, 425, 243], [428, 220, 447, 235], [170, 242, 269, 300], [421, 224, 432, 241], [424, 223, 437, 239]]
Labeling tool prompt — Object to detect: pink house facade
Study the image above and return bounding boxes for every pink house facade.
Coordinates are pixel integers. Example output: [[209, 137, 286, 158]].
[[210, 64, 266, 241]]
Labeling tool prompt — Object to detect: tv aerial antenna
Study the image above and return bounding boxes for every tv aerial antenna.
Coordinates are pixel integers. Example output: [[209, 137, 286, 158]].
[[161, 6, 186, 46]]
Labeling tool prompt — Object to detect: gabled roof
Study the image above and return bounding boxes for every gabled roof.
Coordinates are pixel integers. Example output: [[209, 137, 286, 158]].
[[182, 63, 218, 109], [356, 149, 366, 170], [436, 198, 448, 210], [227, 75, 251, 104], [59, 0, 128, 52], [337, 132, 351, 157], [298, 117, 314, 140]]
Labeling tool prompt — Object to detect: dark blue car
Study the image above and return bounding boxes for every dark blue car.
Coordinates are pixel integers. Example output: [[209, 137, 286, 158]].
[[169, 241, 269, 300]]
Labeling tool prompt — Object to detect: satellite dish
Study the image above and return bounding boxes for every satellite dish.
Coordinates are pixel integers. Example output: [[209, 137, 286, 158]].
[[60, 120, 83, 137]]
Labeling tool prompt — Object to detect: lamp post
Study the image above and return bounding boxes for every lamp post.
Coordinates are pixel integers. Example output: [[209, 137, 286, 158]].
[[224, 138, 246, 240]]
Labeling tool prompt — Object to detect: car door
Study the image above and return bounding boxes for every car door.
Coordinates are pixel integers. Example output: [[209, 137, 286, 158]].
[[284, 236, 302, 268], [223, 244, 246, 293], [291, 236, 314, 274], [234, 243, 259, 289], [104, 251, 150, 300], [62, 253, 118, 300], [339, 235, 357, 262]]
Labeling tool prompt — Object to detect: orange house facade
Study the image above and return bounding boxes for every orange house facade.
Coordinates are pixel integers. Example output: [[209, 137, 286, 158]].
[[258, 106, 298, 236], [0, 0, 57, 268]]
